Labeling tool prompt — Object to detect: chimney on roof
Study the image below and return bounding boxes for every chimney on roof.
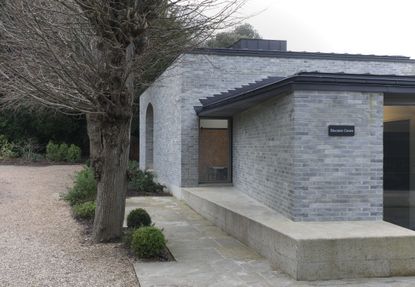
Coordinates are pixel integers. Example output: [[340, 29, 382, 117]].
[[229, 39, 287, 52]]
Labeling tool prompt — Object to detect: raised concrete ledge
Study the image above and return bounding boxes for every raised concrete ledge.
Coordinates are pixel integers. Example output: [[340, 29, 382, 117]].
[[181, 187, 415, 281]]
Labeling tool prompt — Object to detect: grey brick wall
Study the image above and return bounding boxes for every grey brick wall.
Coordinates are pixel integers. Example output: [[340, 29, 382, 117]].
[[291, 91, 384, 221], [233, 94, 295, 219], [232, 90, 384, 221], [139, 65, 183, 193], [178, 53, 415, 188], [140, 51, 413, 217]]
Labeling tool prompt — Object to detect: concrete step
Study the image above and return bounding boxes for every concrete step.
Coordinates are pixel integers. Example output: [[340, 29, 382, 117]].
[[182, 187, 415, 281]]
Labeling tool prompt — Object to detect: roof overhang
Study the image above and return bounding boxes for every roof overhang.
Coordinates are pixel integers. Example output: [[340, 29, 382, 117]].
[[195, 72, 415, 117]]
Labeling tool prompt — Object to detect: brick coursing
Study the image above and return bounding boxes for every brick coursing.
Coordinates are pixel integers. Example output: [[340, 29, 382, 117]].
[[139, 52, 415, 220], [139, 66, 183, 188], [233, 94, 294, 219], [233, 90, 384, 221]]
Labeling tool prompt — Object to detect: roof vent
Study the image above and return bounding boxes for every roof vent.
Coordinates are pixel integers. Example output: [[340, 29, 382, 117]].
[[229, 39, 287, 51]]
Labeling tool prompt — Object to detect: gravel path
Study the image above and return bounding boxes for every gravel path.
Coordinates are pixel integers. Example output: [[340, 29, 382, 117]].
[[0, 165, 139, 287]]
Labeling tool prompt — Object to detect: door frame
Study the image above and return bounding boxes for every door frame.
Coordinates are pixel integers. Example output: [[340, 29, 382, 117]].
[[198, 117, 233, 184]]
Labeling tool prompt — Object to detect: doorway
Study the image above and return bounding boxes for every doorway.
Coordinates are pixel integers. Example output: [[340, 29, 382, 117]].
[[198, 118, 231, 183], [383, 106, 415, 229], [384, 120, 410, 227]]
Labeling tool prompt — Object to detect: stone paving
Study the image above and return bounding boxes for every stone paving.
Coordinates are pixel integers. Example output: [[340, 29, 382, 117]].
[[127, 196, 415, 287]]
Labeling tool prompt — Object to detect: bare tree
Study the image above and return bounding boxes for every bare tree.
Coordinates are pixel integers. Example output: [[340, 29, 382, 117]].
[[0, 0, 244, 242]]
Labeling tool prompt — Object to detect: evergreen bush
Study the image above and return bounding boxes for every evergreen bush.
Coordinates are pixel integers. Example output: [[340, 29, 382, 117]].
[[0, 135, 17, 159], [66, 144, 82, 162], [46, 141, 61, 161], [131, 227, 166, 258], [127, 208, 152, 229], [128, 161, 164, 193], [64, 167, 97, 206], [58, 143, 69, 161], [73, 201, 96, 220]]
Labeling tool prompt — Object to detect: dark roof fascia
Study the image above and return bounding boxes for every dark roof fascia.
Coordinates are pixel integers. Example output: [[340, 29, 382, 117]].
[[188, 48, 415, 63], [196, 78, 295, 117], [197, 73, 415, 117]]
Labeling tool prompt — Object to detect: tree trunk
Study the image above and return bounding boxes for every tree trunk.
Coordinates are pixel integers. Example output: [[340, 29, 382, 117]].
[[86, 114, 103, 175], [91, 116, 132, 242], [88, 43, 135, 242]]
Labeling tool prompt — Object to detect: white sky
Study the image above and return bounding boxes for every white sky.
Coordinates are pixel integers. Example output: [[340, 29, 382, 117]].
[[237, 0, 415, 58]]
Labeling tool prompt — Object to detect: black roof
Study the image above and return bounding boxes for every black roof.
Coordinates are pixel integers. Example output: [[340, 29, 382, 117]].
[[195, 72, 415, 117], [189, 48, 415, 63]]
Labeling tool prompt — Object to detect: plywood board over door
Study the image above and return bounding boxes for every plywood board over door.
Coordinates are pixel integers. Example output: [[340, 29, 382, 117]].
[[199, 128, 230, 183]]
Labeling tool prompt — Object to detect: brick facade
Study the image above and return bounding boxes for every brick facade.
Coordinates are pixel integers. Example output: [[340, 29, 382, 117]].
[[139, 50, 415, 219], [233, 90, 384, 221]]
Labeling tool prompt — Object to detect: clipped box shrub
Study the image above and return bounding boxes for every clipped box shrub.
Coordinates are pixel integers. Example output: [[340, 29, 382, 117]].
[[73, 201, 96, 220], [64, 166, 97, 206], [131, 227, 166, 258], [127, 208, 152, 229], [66, 144, 81, 163]]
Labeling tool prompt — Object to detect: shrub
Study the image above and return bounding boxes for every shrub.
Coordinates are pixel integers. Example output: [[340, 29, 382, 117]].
[[73, 201, 96, 220], [0, 108, 88, 155], [66, 144, 81, 163], [0, 135, 17, 159], [64, 166, 97, 206], [127, 208, 152, 229], [58, 143, 69, 161], [46, 141, 61, 161], [131, 227, 166, 258], [16, 138, 42, 161], [128, 162, 165, 193]]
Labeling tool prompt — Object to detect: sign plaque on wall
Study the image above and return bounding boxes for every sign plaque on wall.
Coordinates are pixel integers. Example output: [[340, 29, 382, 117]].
[[328, 125, 355, 136]]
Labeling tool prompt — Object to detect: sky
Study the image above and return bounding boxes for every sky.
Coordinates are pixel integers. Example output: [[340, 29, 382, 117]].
[[237, 0, 415, 58]]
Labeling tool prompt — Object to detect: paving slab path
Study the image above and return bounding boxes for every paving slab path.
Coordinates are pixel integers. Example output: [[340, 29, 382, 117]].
[[128, 196, 415, 287], [0, 165, 139, 287]]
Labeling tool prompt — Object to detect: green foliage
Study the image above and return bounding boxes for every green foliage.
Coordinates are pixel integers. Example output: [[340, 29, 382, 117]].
[[73, 201, 96, 220], [127, 208, 152, 229], [16, 138, 43, 161], [0, 135, 17, 159], [46, 141, 61, 161], [122, 228, 135, 247], [58, 143, 69, 161], [64, 166, 97, 206], [131, 227, 166, 258], [128, 161, 165, 193], [46, 141, 81, 162], [0, 109, 88, 154], [205, 23, 261, 48], [66, 144, 82, 163]]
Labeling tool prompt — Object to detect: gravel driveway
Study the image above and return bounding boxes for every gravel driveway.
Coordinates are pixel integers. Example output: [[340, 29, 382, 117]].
[[0, 165, 139, 287]]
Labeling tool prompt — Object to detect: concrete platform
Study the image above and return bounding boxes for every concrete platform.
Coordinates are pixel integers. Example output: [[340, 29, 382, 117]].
[[126, 197, 293, 287], [182, 187, 415, 281]]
